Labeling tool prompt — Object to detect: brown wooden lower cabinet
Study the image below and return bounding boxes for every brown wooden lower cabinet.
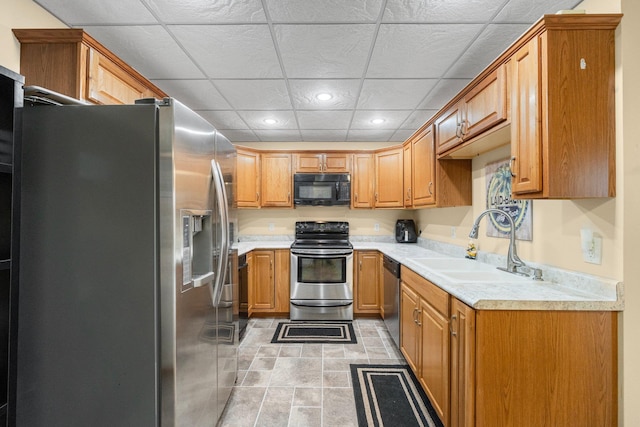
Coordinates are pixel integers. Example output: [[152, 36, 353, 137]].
[[400, 265, 618, 427], [248, 249, 290, 315], [354, 250, 381, 314]]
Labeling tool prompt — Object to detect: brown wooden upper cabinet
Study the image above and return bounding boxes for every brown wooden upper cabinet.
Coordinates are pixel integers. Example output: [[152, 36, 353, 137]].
[[293, 152, 352, 173], [435, 64, 509, 156], [13, 29, 166, 104], [236, 148, 261, 208], [351, 153, 375, 208], [260, 152, 292, 207], [374, 147, 404, 208], [404, 125, 472, 209], [509, 14, 620, 198]]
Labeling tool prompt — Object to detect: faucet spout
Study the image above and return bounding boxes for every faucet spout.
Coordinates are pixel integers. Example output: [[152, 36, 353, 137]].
[[469, 208, 525, 273]]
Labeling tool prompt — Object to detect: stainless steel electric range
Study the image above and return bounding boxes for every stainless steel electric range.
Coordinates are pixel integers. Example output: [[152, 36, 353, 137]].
[[289, 221, 354, 320]]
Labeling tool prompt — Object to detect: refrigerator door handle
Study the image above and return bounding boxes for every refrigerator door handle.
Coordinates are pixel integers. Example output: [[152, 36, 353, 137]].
[[211, 159, 230, 307]]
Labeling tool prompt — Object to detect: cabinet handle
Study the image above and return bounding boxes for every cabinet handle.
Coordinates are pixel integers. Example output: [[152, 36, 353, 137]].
[[359, 261, 362, 271], [428, 182, 433, 195], [450, 314, 457, 337], [288, 191, 291, 202], [455, 121, 462, 139], [257, 192, 260, 201], [407, 187, 411, 200], [355, 193, 358, 202], [509, 156, 516, 177], [412, 308, 418, 324], [375, 193, 378, 202], [416, 309, 422, 326], [461, 119, 468, 137]]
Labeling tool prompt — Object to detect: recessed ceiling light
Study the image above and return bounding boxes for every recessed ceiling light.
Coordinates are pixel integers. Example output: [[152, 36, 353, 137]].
[[316, 93, 332, 101], [263, 118, 277, 125], [371, 118, 385, 125]]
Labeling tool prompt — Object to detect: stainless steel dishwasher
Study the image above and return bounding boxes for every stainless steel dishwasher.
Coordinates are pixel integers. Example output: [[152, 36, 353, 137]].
[[383, 255, 401, 348]]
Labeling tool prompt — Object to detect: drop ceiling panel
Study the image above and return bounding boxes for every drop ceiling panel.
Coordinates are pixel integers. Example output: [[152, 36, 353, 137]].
[[253, 130, 302, 142], [275, 24, 376, 78], [382, 0, 506, 23], [494, 0, 581, 22], [265, 0, 383, 23], [35, 0, 157, 25], [367, 24, 484, 78], [214, 80, 293, 110], [142, 0, 266, 23], [170, 25, 283, 78], [300, 129, 349, 141], [357, 79, 438, 109], [402, 110, 439, 129], [297, 111, 353, 130]]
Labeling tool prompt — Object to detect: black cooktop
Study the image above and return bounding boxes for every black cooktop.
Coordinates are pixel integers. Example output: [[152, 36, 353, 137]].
[[292, 221, 352, 249]]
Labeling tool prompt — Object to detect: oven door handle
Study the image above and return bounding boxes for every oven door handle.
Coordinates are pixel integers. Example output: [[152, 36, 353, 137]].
[[290, 300, 353, 308], [291, 249, 353, 256]]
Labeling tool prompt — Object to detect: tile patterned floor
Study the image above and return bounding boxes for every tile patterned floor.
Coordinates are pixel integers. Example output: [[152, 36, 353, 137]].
[[219, 317, 405, 427]]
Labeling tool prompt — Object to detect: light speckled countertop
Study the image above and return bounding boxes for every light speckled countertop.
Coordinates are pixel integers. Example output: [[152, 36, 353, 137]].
[[233, 238, 623, 311]]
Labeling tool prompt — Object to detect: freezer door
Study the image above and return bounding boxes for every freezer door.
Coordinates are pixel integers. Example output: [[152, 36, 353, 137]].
[[159, 99, 219, 426]]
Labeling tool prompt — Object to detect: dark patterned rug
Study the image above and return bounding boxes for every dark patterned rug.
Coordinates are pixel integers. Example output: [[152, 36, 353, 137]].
[[350, 364, 444, 427], [271, 321, 357, 344]]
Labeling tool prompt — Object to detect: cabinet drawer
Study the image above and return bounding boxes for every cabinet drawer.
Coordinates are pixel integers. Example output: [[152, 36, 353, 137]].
[[401, 266, 449, 316]]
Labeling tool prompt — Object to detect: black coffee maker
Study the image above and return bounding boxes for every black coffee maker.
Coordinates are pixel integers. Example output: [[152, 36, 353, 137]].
[[395, 219, 418, 243]]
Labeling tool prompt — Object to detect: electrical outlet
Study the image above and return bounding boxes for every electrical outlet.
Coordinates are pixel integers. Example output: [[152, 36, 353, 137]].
[[268, 223, 275, 231], [581, 228, 602, 265], [451, 226, 456, 238], [374, 223, 380, 232]]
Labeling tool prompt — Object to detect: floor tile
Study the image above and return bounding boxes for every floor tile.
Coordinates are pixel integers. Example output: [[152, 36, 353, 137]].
[[220, 317, 404, 427]]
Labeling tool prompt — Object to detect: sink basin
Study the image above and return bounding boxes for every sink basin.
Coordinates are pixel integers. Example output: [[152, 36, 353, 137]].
[[433, 270, 531, 283], [411, 257, 496, 272]]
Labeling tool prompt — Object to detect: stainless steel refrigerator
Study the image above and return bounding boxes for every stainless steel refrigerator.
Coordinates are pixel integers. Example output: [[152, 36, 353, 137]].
[[14, 98, 238, 426]]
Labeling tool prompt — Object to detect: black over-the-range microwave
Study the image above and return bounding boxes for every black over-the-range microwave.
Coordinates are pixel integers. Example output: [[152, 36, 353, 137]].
[[293, 173, 351, 206]]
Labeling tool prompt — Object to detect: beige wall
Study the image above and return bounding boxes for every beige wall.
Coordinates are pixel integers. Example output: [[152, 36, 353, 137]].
[[0, 0, 66, 72]]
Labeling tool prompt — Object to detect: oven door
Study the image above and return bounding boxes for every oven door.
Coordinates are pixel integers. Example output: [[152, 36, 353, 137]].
[[290, 249, 353, 301]]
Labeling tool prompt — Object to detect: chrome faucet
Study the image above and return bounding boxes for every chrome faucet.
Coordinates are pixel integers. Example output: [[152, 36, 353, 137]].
[[469, 208, 542, 280]]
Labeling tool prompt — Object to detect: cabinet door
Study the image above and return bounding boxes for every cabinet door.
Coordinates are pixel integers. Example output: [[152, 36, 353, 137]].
[[274, 249, 290, 313], [403, 142, 412, 207], [462, 64, 508, 141], [324, 153, 351, 172], [400, 283, 420, 373], [355, 251, 380, 314], [419, 297, 450, 426], [411, 126, 436, 207], [237, 149, 261, 208], [374, 147, 404, 208], [435, 102, 463, 155], [251, 250, 275, 310], [352, 153, 374, 208], [294, 153, 323, 172], [261, 153, 292, 207], [450, 298, 476, 427], [86, 48, 155, 105], [510, 36, 542, 194]]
